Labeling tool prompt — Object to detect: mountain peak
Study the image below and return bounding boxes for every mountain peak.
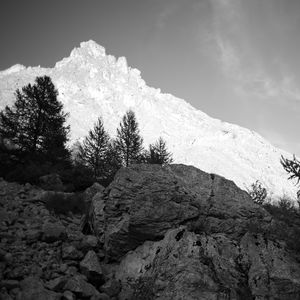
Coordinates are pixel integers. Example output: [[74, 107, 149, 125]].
[[70, 40, 106, 58], [0, 42, 298, 201]]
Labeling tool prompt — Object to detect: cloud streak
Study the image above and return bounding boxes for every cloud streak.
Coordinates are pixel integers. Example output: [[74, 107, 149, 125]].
[[210, 0, 300, 102]]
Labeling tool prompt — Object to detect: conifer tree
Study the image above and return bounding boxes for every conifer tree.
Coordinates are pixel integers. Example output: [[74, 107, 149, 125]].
[[115, 110, 143, 166], [281, 155, 300, 199], [78, 117, 110, 177], [146, 137, 173, 165], [281, 155, 300, 184], [0, 76, 70, 164]]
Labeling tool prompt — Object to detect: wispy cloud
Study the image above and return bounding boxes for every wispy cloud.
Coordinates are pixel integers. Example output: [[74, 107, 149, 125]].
[[210, 0, 300, 102]]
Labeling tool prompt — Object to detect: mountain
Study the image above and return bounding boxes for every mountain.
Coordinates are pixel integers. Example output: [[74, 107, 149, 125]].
[[0, 40, 297, 200]]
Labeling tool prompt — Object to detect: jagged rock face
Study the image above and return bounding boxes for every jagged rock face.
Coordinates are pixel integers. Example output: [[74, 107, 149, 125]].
[[0, 40, 297, 200], [90, 164, 269, 260], [86, 164, 300, 299], [116, 228, 300, 300]]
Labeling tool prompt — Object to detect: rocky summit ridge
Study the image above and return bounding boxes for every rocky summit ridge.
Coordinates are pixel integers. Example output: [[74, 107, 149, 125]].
[[0, 40, 297, 200]]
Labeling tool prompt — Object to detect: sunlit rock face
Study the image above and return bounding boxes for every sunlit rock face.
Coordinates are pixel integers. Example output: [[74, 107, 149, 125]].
[[0, 40, 297, 200]]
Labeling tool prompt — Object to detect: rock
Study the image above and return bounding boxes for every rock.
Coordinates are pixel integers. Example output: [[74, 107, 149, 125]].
[[0, 280, 19, 290], [80, 250, 103, 285], [96, 293, 110, 300], [116, 227, 300, 300], [89, 164, 269, 260], [83, 183, 104, 205], [39, 174, 64, 192], [62, 244, 83, 260], [100, 278, 121, 297], [66, 266, 78, 276], [79, 235, 99, 252], [42, 221, 66, 243], [240, 233, 300, 299], [4, 253, 12, 264], [59, 264, 68, 273], [26, 229, 41, 242], [64, 274, 100, 298], [46, 276, 68, 292], [62, 290, 76, 300], [84, 191, 106, 239], [17, 277, 60, 300]]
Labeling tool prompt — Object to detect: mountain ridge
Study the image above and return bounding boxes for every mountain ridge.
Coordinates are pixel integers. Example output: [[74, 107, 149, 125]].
[[0, 40, 297, 200]]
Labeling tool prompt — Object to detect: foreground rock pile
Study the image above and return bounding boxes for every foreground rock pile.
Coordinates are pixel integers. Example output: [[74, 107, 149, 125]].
[[0, 179, 115, 300], [1, 164, 300, 300]]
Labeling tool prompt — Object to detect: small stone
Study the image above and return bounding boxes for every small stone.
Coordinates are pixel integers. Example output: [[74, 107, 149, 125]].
[[64, 275, 100, 298], [24, 183, 32, 191], [66, 266, 78, 276], [100, 279, 121, 297], [60, 264, 68, 273], [62, 245, 83, 260], [95, 293, 110, 300], [80, 235, 98, 252], [26, 229, 41, 242], [46, 276, 68, 292], [4, 253, 13, 264], [42, 222, 66, 243], [80, 250, 103, 285], [62, 290, 76, 300]]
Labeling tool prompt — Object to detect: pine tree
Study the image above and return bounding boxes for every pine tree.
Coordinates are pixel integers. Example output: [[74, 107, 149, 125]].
[[115, 110, 143, 167], [146, 137, 173, 165], [0, 76, 70, 164], [281, 155, 300, 199], [281, 155, 300, 184], [78, 117, 110, 177]]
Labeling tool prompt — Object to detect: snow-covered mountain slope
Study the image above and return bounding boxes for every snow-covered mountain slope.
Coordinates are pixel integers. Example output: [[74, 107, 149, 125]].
[[0, 40, 297, 200]]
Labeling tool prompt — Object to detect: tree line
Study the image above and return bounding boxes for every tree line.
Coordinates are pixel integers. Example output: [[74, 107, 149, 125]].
[[0, 76, 173, 190]]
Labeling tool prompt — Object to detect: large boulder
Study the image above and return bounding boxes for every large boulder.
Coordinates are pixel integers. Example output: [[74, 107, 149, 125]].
[[89, 164, 269, 260], [116, 227, 300, 300]]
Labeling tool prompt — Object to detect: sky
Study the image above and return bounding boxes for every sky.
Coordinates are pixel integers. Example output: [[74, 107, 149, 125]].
[[1, 0, 300, 156]]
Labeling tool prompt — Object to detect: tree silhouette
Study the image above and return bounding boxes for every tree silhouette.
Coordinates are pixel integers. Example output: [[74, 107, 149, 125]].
[[115, 110, 143, 166], [281, 155, 300, 199], [78, 117, 110, 177], [0, 76, 70, 164], [146, 137, 173, 165]]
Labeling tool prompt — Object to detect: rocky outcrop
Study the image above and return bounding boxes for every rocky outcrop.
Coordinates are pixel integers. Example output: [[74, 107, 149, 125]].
[[90, 164, 269, 260], [116, 227, 300, 300], [87, 164, 300, 299]]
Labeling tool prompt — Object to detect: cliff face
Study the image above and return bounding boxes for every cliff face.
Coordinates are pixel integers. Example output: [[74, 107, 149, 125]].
[[0, 40, 297, 199]]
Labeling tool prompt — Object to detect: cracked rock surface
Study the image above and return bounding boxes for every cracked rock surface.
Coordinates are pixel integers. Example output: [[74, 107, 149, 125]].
[[88, 164, 300, 299], [1, 164, 300, 300]]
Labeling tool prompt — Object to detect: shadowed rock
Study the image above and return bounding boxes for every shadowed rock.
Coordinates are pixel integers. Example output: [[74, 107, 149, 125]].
[[89, 164, 269, 260]]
